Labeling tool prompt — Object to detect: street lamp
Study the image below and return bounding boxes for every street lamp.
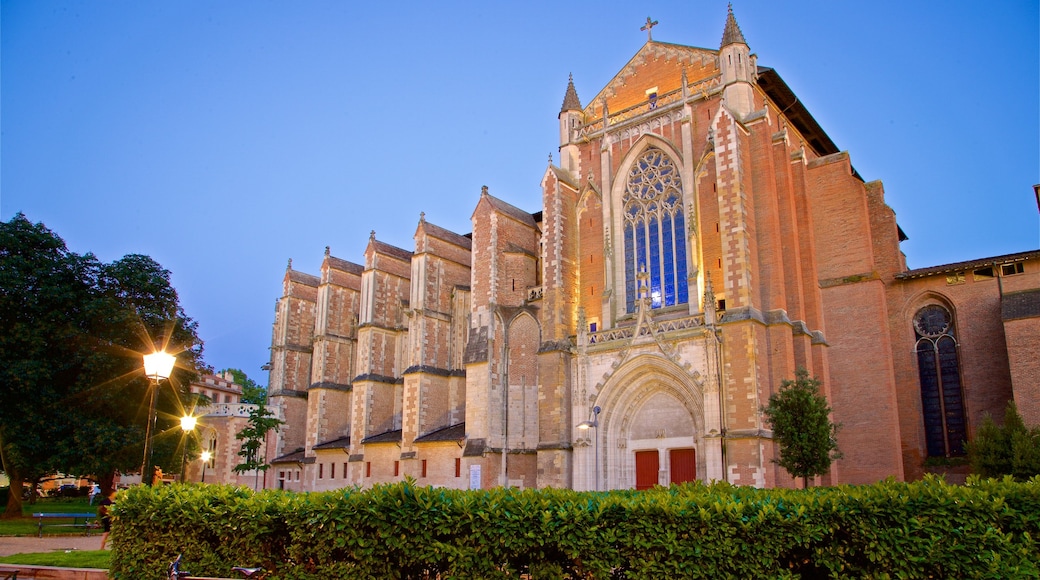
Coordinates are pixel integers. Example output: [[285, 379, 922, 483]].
[[141, 349, 176, 486], [179, 415, 198, 482], [199, 451, 212, 483], [577, 405, 601, 491]]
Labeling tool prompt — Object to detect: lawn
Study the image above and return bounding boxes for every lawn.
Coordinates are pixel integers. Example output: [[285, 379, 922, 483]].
[[0, 497, 100, 536], [0, 550, 110, 569]]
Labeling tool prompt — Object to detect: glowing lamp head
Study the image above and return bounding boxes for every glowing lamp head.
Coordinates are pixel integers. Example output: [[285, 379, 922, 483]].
[[577, 421, 593, 430], [200, 451, 212, 462], [180, 415, 197, 432], [143, 350, 176, 381]]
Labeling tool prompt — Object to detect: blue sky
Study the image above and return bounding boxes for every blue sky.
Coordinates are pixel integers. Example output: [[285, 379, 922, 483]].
[[3, 1, 1038, 381]]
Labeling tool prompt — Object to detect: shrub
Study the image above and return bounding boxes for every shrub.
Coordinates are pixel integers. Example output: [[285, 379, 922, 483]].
[[109, 476, 1040, 579]]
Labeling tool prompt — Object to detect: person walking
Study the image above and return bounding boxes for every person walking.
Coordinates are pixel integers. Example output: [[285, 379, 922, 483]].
[[98, 490, 115, 550], [88, 483, 100, 504]]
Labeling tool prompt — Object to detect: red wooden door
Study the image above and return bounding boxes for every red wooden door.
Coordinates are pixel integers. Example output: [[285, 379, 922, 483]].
[[669, 448, 696, 484], [635, 450, 659, 490]]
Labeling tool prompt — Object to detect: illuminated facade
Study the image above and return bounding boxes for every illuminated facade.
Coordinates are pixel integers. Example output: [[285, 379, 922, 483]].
[[264, 7, 1039, 491]]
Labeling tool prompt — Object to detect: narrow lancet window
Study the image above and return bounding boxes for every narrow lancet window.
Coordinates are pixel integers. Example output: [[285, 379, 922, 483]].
[[913, 305, 966, 457]]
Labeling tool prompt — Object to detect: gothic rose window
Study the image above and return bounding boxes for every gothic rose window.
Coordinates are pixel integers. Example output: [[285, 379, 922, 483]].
[[913, 304, 966, 457], [623, 146, 689, 313]]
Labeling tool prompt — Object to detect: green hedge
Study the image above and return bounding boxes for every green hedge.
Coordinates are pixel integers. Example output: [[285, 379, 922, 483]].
[[110, 476, 1039, 579]]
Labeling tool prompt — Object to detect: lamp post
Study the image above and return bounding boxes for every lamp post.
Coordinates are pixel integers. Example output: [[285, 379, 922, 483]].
[[179, 415, 197, 482], [141, 349, 176, 486], [577, 405, 601, 491], [199, 451, 212, 483]]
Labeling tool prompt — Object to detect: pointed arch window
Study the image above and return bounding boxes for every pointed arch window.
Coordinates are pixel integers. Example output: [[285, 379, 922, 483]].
[[623, 146, 689, 313], [913, 305, 967, 457]]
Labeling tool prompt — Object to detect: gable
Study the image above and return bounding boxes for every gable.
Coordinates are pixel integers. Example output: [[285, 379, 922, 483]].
[[583, 42, 719, 120]]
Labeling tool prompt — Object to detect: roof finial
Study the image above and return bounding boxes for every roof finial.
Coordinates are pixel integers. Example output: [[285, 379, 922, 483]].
[[369, 230, 376, 241], [324, 245, 330, 257], [548, 152, 553, 165], [419, 211, 426, 223], [287, 258, 293, 271], [641, 16, 659, 42], [481, 185, 488, 197]]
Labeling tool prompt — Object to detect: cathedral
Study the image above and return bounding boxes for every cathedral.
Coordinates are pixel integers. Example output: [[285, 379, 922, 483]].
[[263, 7, 1039, 492]]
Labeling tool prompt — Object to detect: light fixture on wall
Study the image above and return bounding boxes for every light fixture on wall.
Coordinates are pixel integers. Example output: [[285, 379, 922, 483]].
[[577, 406, 602, 491]]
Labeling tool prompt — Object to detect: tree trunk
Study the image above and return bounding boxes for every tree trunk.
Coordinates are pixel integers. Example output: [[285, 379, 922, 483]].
[[0, 446, 23, 519], [98, 470, 116, 496], [803, 476, 811, 489]]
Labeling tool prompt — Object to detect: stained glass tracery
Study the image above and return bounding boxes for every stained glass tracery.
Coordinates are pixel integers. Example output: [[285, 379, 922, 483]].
[[623, 147, 688, 312]]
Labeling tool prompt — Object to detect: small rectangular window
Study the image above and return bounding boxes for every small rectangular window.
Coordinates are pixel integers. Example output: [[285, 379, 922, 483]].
[[1001, 263, 1024, 276], [365, 462, 371, 477], [455, 458, 461, 478], [394, 461, 399, 476], [318, 464, 324, 479], [973, 267, 994, 280], [421, 459, 428, 478], [330, 463, 335, 479], [717, 299, 726, 311], [946, 272, 965, 285], [589, 322, 597, 332], [343, 462, 348, 477]]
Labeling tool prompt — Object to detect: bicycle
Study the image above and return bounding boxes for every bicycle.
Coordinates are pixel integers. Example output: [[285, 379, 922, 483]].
[[168, 554, 267, 579]]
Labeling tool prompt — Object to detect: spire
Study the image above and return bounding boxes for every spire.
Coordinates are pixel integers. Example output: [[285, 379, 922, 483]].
[[720, 3, 747, 48], [560, 73, 582, 113]]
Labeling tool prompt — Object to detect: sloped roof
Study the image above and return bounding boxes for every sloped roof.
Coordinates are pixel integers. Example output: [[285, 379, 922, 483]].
[[313, 435, 351, 450], [287, 269, 320, 286], [478, 186, 538, 228], [420, 218, 473, 250], [895, 250, 1039, 280], [369, 236, 413, 262], [325, 255, 363, 275], [361, 428, 403, 444], [271, 447, 314, 464], [414, 422, 466, 443]]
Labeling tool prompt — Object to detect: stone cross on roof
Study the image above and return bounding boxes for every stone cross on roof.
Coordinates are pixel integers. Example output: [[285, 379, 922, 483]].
[[641, 16, 659, 41]]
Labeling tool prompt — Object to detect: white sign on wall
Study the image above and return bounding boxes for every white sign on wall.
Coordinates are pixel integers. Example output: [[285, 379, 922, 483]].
[[469, 464, 481, 490]]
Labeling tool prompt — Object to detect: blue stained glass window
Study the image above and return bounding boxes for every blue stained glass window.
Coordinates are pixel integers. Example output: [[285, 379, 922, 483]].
[[622, 147, 689, 312], [624, 223, 635, 313], [674, 212, 688, 304], [913, 305, 966, 457], [662, 214, 675, 305]]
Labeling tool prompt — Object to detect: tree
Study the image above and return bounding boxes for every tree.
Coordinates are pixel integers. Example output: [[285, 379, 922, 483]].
[[0, 214, 203, 517], [967, 401, 1040, 480], [233, 401, 283, 490], [221, 368, 267, 405], [761, 368, 842, 488]]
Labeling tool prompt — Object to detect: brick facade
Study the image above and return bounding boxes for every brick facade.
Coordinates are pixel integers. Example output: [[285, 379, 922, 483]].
[[265, 7, 1039, 491]]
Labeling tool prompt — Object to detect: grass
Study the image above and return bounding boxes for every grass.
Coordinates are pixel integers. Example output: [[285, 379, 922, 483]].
[[0, 497, 100, 536], [0, 550, 111, 569]]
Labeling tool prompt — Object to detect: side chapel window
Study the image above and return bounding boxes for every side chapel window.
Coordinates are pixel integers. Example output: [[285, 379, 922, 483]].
[[913, 305, 967, 457], [623, 146, 689, 312]]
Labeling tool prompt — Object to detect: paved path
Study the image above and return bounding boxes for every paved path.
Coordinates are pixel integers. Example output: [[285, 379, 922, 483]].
[[0, 534, 106, 557]]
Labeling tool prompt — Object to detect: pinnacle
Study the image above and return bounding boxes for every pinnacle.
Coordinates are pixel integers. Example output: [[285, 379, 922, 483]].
[[720, 3, 747, 48], [561, 73, 582, 112]]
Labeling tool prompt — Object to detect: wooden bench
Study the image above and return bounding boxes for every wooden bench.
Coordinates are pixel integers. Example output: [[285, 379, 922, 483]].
[[31, 513, 99, 538]]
